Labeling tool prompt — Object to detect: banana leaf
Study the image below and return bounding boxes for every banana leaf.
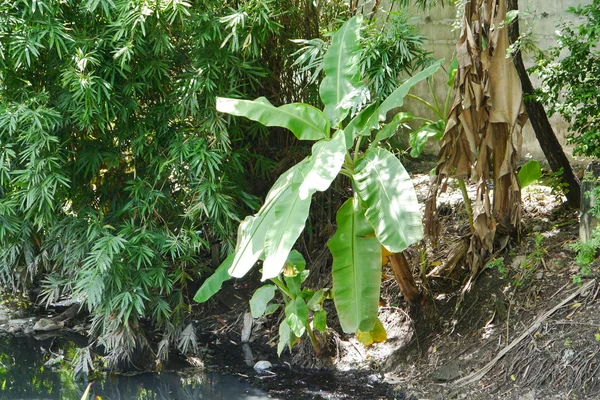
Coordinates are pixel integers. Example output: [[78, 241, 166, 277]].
[[354, 147, 423, 253], [216, 97, 329, 140], [319, 16, 363, 126], [262, 131, 346, 279], [328, 197, 382, 333], [193, 253, 234, 303]]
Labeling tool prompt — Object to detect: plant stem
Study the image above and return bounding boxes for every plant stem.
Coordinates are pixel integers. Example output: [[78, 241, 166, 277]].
[[305, 322, 322, 356], [353, 135, 363, 163], [428, 78, 442, 118], [457, 177, 474, 232], [270, 277, 294, 300], [406, 93, 443, 120]]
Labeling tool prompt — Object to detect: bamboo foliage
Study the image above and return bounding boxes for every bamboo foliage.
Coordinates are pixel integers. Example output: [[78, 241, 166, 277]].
[[425, 0, 527, 280]]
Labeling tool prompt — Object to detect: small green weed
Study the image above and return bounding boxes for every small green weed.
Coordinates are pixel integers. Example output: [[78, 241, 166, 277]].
[[512, 233, 547, 288], [542, 167, 570, 201], [486, 258, 508, 279]]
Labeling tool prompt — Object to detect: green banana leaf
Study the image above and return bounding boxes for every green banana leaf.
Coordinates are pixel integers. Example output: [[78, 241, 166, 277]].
[[353, 147, 423, 253], [518, 160, 542, 188], [250, 284, 277, 318], [313, 309, 327, 332], [328, 197, 382, 333], [372, 112, 415, 146], [285, 250, 306, 272], [228, 162, 305, 278], [193, 253, 233, 303], [262, 131, 346, 279], [409, 119, 445, 158], [319, 15, 363, 126], [376, 61, 442, 120], [277, 319, 293, 356], [307, 288, 326, 311], [216, 97, 330, 140], [263, 190, 312, 280], [348, 61, 442, 142], [344, 103, 378, 148], [285, 297, 308, 337]]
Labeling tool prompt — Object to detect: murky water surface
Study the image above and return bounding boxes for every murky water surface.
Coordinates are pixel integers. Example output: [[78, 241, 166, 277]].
[[0, 335, 270, 400]]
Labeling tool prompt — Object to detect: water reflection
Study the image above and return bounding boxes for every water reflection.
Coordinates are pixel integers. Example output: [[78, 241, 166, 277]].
[[0, 335, 270, 400]]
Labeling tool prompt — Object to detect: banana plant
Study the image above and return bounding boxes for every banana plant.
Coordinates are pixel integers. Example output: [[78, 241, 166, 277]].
[[248, 250, 329, 355], [195, 15, 441, 351]]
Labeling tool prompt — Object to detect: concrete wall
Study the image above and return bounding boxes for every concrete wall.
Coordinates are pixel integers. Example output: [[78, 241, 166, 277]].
[[361, 0, 592, 164]]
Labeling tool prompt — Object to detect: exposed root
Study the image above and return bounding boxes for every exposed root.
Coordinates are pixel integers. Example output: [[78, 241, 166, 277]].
[[454, 279, 596, 387]]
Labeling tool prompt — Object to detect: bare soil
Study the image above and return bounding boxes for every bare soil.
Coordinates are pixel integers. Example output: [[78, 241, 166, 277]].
[[196, 164, 600, 400]]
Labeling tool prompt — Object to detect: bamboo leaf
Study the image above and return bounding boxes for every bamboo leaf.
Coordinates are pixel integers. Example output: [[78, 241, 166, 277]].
[[193, 254, 233, 303], [319, 16, 363, 126], [216, 97, 329, 140], [354, 147, 423, 253], [250, 285, 277, 318], [328, 197, 382, 333]]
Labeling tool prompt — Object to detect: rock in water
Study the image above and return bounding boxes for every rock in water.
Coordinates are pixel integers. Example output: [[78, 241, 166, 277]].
[[253, 360, 272, 371], [33, 318, 63, 332]]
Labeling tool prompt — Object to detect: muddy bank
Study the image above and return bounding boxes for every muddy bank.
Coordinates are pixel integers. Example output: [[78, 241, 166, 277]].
[[197, 177, 600, 400]]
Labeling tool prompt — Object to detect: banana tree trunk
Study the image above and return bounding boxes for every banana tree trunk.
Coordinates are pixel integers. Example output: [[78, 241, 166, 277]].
[[426, 0, 526, 277], [388, 252, 421, 304]]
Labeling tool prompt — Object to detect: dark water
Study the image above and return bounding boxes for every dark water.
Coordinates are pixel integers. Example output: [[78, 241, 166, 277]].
[[0, 335, 270, 400]]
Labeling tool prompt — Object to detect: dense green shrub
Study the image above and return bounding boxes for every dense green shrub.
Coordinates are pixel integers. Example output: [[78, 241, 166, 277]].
[[535, 1, 600, 158], [0, 0, 347, 367]]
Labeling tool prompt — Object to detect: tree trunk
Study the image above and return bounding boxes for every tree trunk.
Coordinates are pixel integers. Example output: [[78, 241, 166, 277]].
[[388, 252, 421, 304], [507, 0, 581, 208]]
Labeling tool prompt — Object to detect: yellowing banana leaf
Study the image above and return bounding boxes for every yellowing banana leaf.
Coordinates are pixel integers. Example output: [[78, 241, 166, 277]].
[[216, 97, 329, 141], [356, 317, 387, 347], [328, 197, 382, 333], [381, 245, 393, 266], [193, 254, 234, 303], [262, 132, 346, 279], [319, 16, 363, 126], [354, 147, 423, 253]]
